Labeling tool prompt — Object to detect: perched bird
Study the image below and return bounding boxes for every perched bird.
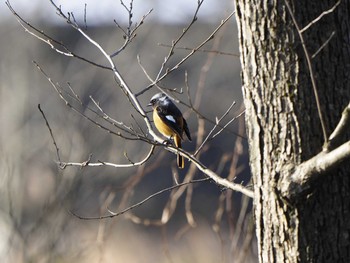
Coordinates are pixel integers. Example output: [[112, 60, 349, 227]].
[[148, 93, 191, 168]]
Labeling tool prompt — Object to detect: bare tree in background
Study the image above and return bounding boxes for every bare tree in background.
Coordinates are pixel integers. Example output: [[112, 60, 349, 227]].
[[7, 0, 252, 195], [4, 0, 255, 262]]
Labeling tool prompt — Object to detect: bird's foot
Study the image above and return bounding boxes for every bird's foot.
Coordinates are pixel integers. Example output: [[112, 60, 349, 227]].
[[162, 138, 173, 146]]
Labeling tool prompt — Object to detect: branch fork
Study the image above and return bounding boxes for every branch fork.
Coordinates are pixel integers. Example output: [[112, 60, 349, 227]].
[[280, 103, 350, 200]]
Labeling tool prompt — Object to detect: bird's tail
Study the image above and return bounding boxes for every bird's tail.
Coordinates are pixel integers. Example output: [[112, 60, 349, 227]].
[[174, 135, 184, 168]]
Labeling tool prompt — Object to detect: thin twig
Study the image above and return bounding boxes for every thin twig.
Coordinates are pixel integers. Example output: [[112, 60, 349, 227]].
[[33, 61, 144, 141], [111, 2, 153, 57], [194, 100, 237, 156], [67, 82, 82, 104], [38, 104, 61, 163], [70, 178, 211, 220], [212, 110, 245, 138], [312, 31, 335, 59], [5, 1, 111, 70], [84, 4, 88, 30], [158, 43, 240, 57], [89, 95, 130, 128], [58, 145, 155, 168], [300, 0, 341, 33], [153, 0, 205, 85], [136, 10, 235, 96]]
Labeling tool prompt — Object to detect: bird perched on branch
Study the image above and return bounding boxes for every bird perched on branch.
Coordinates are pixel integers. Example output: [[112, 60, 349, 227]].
[[148, 93, 191, 168]]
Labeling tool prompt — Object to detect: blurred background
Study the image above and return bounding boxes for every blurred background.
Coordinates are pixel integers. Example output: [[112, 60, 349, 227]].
[[0, 0, 256, 262]]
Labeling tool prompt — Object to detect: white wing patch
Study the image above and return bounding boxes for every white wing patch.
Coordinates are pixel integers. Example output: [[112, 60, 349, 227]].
[[165, 115, 176, 123]]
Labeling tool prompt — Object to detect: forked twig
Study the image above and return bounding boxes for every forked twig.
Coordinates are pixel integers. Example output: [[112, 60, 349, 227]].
[[136, 10, 235, 96], [194, 100, 237, 156], [111, 0, 153, 57]]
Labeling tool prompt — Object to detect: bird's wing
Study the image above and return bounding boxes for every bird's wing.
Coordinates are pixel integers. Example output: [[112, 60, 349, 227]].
[[183, 118, 191, 141], [156, 106, 184, 138]]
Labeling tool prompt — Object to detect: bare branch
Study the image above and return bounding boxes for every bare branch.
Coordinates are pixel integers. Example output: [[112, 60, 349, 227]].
[[300, 0, 341, 33], [58, 145, 155, 169], [38, 104, 61, 163], [83, 3, 87, 30], [182, 149, 254, 198], [67, 82, 82, 104], [158, 43, 240, 57], [312, 31, 335, 59], [89, 95, 135, 134], [280, 140, 350, 199], [70, 178, 210, 220], [111, 4, 153, 57], [136, 10, 235, 96], [5, 1, 111, 70], [153, 0, 205, 84], [194, 100, 237, 156], [29, 1, 160, 144], [33, 61, 142, 141], [212, 110, 245, 139]]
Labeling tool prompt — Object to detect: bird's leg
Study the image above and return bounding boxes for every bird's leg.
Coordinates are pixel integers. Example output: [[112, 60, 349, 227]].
[[162, 136, 174, 146]]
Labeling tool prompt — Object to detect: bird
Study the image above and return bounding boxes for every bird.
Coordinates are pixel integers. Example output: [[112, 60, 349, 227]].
[[148, 93, 191, 168]]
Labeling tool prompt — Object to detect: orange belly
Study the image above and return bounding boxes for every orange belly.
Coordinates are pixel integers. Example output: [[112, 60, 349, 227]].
[[153, 110, 176, 137]]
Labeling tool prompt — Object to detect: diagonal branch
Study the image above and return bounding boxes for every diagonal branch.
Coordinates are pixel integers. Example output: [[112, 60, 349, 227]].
[[300, 0, 341, 33], [6, 1, 111, 70], [70, 178, 211, 220], [38, 104, 62, 163], [194, 100, 237, 156], [280, 102, 350, 199], [280, 140, 350, 200], [136, 10, 235, 96], [312, 31, 335, 59]]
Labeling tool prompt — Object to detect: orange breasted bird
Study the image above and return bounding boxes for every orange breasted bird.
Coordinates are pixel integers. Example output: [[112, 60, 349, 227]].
[[148, 93, 192, 168]]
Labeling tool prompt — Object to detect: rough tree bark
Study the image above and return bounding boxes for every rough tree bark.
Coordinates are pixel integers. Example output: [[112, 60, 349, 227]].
[[234, 0, 350, 262]]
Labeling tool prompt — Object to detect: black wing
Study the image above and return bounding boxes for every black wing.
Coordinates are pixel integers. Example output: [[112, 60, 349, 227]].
[[156, 102, 184, 138], [183, 118, 191, 141]]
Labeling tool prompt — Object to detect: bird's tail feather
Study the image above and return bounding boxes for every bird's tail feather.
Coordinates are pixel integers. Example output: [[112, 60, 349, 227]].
[[174, 135, 184, 169]]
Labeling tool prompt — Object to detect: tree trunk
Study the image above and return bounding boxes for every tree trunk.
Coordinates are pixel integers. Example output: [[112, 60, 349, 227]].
[[234, 0, 350, 262]]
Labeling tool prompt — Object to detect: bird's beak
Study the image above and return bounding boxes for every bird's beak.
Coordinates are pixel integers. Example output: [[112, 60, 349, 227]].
[[147, 102, 152, 107]]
